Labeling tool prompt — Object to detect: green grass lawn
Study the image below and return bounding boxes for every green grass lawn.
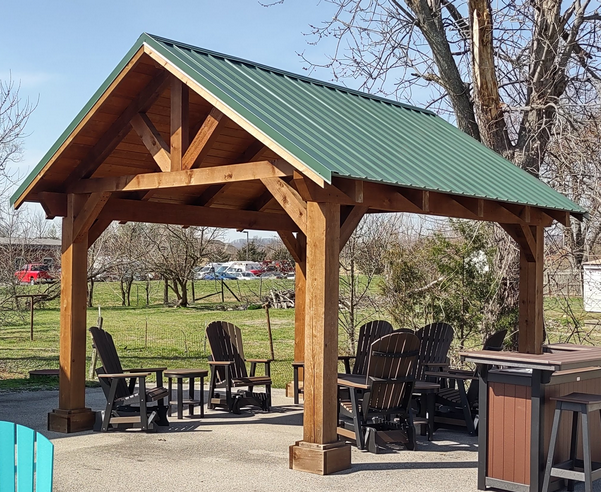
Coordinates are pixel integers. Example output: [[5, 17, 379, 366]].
[[0, 279, 301, 388], [1, 279, 598, 390]]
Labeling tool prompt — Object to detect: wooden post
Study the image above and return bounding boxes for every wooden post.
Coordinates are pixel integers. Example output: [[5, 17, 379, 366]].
[[294, 234, 306, 381], [48, 194, 96, 433], [289, 202, 351, 475], [518, 225, 544, 354]]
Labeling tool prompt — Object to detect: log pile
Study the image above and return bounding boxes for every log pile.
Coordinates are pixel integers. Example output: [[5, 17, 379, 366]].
[[265, 289, 295, 309]]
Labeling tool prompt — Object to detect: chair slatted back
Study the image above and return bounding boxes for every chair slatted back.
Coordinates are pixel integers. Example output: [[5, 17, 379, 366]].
[[365, 332, 420, 412], [89, 326, 130, 400], [466, 329, 508, 404], [206, 321, 248, 381], [0, 421, 54, 492], [415, 322, 454, 380], [352, 320, 394, 376]]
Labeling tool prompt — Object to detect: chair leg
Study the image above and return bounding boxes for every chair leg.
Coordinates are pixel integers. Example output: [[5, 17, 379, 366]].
[[568, 410, 579, 492], [458, 380, 475, 435], [102, 379, 119, 432], [207, 366, 217, 410], [139, 377, 149, 431], [542, 406, 562, 492], [293, 366, 300, 405], [349, 388, 365, 450], [582, 411, 593, 492]]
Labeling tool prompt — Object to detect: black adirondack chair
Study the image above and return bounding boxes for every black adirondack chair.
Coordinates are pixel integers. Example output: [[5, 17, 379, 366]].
[[89, 326, 169, 432], [206, 321, 272, 413], [337, 332, 420, 453], [293, 320, 394, 404], [339, 320, 395, 375], [434, 329, 507, 434], [415, 322, 455, 381]]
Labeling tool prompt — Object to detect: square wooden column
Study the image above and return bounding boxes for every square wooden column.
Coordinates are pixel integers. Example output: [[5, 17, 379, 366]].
[[48, 194, 96, 432], [518, 225, 544, 354], [289, 202, 351, 474], [294, 235, 306, 380]]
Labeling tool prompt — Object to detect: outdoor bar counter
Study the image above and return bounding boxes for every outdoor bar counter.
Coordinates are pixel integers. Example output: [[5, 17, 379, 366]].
[[461, 344, 601, 492]]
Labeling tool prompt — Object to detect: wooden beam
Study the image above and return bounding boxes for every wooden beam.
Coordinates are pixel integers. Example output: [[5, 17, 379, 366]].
[[144, 43, 326, 188], [452, 196, 484, 218], [277, 231, 304, 264], [61, 71, 170, 191], [170, 77, 189, 172], [194, 184, 227, 207], [518, 225, 544, 354], [48, 194, 95, 433], [261, 177, 307, 235], [399, 189, 429, 212], [88, 219, 112, 248], [98, 198, 300, 232], [190, 141, 270, 206], [182, 107, 226, 170], [293, 232, 307, 392], [70, 160, 294, 194], [339, 206, 368, 251], [72, 192, 112, 243], [130, 113, 171, 172], [334, 178, 363, 203], [499, 223, 535, 262], [39, 192, 67, 219], [544, 209, 571, 227], [305, 202, 340, 443]]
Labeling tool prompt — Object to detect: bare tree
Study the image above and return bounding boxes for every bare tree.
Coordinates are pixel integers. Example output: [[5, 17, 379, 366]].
[[1, 76, 35, 173], [279, 0, 601, 177], [339, 213, 405, 352], [144, 225, 224, 307]]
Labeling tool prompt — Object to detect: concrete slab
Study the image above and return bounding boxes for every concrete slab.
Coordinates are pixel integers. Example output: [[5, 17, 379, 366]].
[[0, 387, 482, 491]]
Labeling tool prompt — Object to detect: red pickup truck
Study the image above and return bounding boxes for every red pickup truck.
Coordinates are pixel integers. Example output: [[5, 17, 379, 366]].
[[15, 264, 54, 284]]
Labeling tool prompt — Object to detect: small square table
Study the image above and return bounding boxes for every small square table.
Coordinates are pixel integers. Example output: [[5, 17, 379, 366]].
[[164, 369, 208, 419]]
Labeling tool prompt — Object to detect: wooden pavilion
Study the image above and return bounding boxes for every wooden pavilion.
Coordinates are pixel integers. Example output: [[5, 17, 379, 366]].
[[11, 34, 585, 475]]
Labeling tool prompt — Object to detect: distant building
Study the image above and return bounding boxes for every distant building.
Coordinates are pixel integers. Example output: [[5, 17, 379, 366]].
[[0, 237, 61, 271]]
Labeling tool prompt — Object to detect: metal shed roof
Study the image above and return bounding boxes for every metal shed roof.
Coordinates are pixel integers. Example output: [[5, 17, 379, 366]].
[[11, 33, 585, 217]]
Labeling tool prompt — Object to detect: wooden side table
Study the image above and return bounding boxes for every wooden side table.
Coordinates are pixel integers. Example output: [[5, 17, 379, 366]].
[[164, 369, 208, 419]]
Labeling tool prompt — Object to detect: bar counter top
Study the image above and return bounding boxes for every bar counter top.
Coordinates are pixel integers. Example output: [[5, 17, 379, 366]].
[[460, 344, 601, 372]]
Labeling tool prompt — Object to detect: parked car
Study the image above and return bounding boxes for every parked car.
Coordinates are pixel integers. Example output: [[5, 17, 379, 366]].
[[231, 271, 257, 280], [15, 263, 54, 284], [260, 271, 284, 279]]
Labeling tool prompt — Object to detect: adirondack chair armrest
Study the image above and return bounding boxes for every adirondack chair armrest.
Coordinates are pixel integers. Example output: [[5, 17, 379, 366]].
[[98, 372, 151, 378], [338, 355, 356, 362], [423, 362, 449, 370], [424, 370, 475, 381], [125, 367, 167, 374], [292, 361, 304, 368], [208, 361, 234, 366]]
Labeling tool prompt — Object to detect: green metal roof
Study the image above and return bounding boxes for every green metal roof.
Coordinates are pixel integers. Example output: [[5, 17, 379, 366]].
[[12, 33, 586, 217]]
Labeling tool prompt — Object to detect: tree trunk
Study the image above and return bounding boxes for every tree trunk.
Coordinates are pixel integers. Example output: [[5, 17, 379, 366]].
[[163, 276, 169, 305], [119, 279, 126, 307]]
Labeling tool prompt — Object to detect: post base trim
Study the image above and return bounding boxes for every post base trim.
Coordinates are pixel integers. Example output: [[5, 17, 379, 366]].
[[48, 407, 96, 433], [289, 440, 351, 475]]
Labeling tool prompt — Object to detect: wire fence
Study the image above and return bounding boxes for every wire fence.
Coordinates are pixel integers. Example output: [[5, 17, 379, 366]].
[[106, 323, 295, 388]]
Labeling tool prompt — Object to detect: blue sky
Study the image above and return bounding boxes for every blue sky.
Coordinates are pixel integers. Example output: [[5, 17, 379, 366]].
[[1, 1, 341, 239]]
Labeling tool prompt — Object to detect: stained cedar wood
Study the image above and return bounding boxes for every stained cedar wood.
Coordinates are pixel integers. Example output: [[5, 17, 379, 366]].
[[304, 202, 339, 445], [293, 235, 307, 382], [58, 195, 88, 411]]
